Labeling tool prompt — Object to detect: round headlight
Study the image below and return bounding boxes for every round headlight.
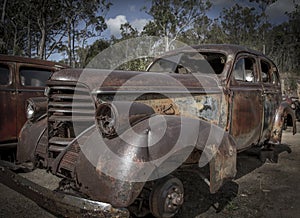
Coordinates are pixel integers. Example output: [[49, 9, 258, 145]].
[[96, 103, 117, 137], [26, 103, 35, 120], [291, 103, 296, 110]]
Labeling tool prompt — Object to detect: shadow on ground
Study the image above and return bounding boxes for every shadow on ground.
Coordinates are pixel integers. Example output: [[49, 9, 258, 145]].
[[142, 144, 292, 218]]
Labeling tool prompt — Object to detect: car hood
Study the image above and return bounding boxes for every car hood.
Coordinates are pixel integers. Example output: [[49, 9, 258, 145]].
[[50, 68, 222, 93]]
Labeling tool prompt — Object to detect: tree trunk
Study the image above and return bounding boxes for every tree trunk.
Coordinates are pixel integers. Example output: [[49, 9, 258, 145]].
[[1, 0, 7, 23], [67, 18, 72, 66], [27, 19, 31, 57], [12, 23, 17, 55], [72, 19, 76, 67], [0, 0, 8, 53], [38, 27, 46, 59]]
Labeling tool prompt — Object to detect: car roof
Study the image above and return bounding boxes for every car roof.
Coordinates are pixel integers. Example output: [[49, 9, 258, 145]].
[[165, 44, 270, 59], [0, 54, 68, 69]]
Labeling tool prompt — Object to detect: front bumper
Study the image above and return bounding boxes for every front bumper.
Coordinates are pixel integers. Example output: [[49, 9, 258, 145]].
[[0, 162, 129, 218]]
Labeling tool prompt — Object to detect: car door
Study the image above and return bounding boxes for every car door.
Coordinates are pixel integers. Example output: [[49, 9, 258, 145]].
[[16, 64, 53, 135], [259, 59, 281, 142], [228, 54, 264, 150], [0, 62, 17, 143]]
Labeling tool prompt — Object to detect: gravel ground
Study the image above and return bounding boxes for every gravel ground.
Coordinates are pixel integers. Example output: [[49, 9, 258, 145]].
[[0, 169, 58, 218], [0, 123, 299, 218]]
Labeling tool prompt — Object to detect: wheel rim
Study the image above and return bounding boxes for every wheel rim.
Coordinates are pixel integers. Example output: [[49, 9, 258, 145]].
[[150, 176, 184, 218], [164, 185, 184, 213]]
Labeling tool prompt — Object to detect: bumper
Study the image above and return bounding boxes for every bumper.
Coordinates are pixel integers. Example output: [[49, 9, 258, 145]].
[[0, 163, 129, 218]]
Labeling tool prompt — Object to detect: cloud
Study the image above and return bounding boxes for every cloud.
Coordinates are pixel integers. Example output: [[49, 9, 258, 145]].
[[131, 18, 150, 32], [266, 0, 299, 23], [106, 15, 128, 37], [106, 15, 150, 37], [209, 0, 299, 24]]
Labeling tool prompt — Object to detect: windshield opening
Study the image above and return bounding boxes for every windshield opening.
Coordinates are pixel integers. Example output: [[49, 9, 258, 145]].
[[148, 52, 227, 75]]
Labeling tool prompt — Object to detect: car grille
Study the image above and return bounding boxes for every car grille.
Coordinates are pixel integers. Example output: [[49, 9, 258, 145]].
[[47, 83, 95, 158]]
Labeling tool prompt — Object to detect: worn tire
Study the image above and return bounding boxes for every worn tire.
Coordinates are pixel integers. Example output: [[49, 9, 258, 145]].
[[149, 176, 184, 218]]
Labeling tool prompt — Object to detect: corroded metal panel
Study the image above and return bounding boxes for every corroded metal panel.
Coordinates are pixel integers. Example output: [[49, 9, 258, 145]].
[[229, 85, 264, 150]]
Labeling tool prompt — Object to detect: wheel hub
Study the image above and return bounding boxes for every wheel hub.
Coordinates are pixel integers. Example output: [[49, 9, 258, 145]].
[[165, 186, 184, 212]]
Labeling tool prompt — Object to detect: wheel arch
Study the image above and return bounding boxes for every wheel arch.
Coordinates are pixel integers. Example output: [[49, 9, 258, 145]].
[[271, 101, 297, 144]]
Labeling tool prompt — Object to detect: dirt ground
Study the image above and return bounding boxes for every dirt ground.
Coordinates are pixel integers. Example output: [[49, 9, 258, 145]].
[[0, 122, 299, 218]]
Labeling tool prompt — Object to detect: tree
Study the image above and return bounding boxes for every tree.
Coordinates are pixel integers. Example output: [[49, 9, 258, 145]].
[[220, 4, 263, 48], [59, 0, 111, 67], [178, 15, 212, 44], [267, 3, 300, 74], [120, 22, 138, 39], [142, 0, 212, 51], [248, 0, 277, 53], [0, 0, 111, 63], [77, 39, 110, 67], [32, 0, 65, 59]]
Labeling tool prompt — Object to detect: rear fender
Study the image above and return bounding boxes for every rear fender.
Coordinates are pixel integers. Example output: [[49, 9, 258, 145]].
[[271, 102, 297, 144]]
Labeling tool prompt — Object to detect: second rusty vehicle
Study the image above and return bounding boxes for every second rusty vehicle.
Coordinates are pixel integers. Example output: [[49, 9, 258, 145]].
[[0, 55, 67, 160], [10, 45, 298, 217]]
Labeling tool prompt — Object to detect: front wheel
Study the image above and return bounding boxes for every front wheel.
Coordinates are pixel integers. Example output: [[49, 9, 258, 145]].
[[149, 176, 184, 218]]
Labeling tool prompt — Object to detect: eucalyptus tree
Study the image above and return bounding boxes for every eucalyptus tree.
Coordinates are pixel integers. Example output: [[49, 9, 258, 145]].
[[61, 0, 111, 66], [220, 4, 263, 49], [142, 0, 212, 51]]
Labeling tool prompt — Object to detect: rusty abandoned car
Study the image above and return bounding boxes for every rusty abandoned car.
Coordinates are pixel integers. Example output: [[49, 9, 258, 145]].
[[0, 55, 67, 159], [0, 45, 297, 218]]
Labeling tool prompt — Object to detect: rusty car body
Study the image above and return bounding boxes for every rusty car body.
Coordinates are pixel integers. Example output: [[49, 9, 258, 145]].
[[0, 55, 67, 153], [11, 45, 297, 217]]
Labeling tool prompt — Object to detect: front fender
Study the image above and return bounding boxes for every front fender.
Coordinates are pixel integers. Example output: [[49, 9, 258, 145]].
[[17, 117, 47, 164], [271, 102, 297, 144], [64, 115, 236, 207]]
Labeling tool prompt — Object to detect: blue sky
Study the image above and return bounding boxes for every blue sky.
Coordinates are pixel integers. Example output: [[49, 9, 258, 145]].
[[49, 0, 299, 61], [103, 0, 299, 38]]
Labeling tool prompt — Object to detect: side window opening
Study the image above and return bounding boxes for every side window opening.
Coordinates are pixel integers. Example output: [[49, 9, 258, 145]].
[[20, 67, 52, 87], [0, 64, 10, 86], [233, 57, 255, 82], [261, 60, 271, 83], [272, 65, 280, 85]]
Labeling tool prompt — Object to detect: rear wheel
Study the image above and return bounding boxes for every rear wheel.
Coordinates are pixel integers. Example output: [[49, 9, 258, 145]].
[[149, 176, 184, 218]]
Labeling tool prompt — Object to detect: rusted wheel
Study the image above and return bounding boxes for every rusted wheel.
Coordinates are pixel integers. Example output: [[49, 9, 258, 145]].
[[149, 176, 184, 218]]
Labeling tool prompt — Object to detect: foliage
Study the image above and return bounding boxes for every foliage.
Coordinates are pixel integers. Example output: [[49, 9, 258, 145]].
[[0, 0, 299, 79], [142, 0, 212, 50], [116, 57, 153, 71], [0, 0, 111, 65], [220, 4, 264, 48]]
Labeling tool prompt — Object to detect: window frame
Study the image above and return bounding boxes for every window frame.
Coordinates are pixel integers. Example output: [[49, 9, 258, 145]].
[[231, 54, 259, 84]]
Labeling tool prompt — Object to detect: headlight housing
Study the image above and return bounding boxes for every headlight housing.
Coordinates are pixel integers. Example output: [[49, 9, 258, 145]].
[[26, 103, 35, 120], [96, 103, 117, 137], [25, 97, 47, 121], [95, 101, 155, 138], [291, 103, 296, 110]]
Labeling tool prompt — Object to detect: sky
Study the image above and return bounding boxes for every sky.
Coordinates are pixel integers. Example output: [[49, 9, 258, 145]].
[[49, 0, 299, 61], [103, 0, 299, 38]]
